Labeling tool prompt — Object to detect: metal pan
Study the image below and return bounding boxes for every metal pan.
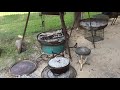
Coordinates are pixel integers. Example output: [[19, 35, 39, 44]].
[[9, 60, 37, 76]]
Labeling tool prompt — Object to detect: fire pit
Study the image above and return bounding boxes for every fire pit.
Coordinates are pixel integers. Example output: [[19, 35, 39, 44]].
[[37, 29, 65, 55], [80, 18, 108, 48], [41, 57, 77, 78]]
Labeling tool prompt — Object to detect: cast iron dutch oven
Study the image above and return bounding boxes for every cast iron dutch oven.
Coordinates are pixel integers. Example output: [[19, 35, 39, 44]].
[[48, 57, 70, 74]]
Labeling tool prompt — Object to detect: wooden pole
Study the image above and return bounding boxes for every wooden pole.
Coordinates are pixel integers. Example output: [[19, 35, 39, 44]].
[[22, 12, 30, 41], [74, 12, 81, 29], [59, 12, 72, 60], [69, 12, 81, 37]]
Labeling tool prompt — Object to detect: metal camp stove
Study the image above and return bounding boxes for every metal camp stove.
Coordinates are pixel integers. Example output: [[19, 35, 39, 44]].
[[80, 13, 108, 48], [41, 57, 77, 78], [75, 47, 91, 71], [37, 29, 66, 61]]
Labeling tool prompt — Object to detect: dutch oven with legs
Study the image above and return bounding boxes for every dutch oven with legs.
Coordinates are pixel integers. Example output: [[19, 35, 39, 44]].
[[48, 57, 70, 75]]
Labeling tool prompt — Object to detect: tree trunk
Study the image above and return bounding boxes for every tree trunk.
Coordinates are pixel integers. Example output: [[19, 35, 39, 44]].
[[73, 12, 81, 29]]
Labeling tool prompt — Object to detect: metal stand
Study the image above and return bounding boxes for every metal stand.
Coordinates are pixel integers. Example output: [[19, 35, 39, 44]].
[[79, 55, 88, 71], [80, 12, 107, 48], [111, 17, 118, 25], [88, 12, 96, 48], [75, 47, 91, 71]]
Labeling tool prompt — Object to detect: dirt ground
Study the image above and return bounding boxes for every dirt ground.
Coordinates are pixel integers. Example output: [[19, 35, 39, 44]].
[[1, 17, 120, 78]]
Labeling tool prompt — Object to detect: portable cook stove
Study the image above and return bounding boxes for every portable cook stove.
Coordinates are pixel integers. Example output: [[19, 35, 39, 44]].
[[41, 57, 77, 78], [37, 29, 66, 61], [10, 60, 37, 76], [75, 47, 91, 71], [80, 18, 108, 48]]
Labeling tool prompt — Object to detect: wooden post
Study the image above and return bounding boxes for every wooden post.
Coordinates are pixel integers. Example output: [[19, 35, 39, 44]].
[[22, 12, 30, 41], [59, 12, 72, 60], [69, 12, 81, 37], [73, 12, 81, 29]]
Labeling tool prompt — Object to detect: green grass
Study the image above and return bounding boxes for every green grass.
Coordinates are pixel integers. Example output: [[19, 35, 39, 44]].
[[0, 12, 101, 70]]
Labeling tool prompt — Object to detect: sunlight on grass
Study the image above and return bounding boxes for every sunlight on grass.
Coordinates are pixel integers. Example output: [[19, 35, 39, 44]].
[[0, 12, 37, 16]]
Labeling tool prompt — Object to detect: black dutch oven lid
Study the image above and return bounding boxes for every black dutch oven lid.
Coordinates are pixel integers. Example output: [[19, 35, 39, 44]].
[[48, 57, 70, 69], [75, 47, 91, 55]]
